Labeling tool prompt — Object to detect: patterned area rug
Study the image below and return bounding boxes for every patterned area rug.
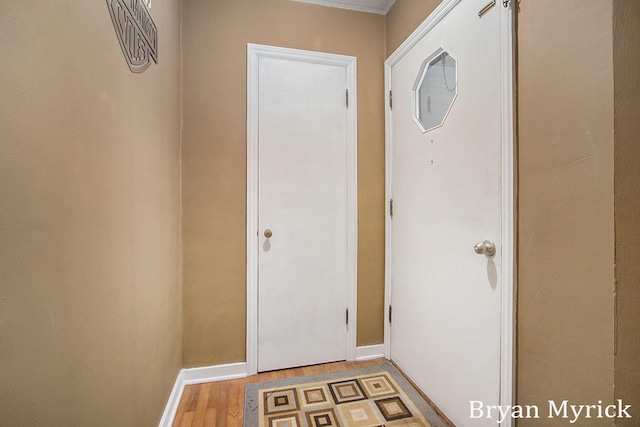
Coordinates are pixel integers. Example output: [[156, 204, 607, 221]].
[[243, 361, 450, 427]]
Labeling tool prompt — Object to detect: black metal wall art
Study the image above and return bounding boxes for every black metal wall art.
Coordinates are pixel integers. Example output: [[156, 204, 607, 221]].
[[107, 0, 158, 73]]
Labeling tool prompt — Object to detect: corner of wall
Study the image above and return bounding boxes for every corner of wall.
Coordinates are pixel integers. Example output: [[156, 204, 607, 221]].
[[613, 1, 640, 424]]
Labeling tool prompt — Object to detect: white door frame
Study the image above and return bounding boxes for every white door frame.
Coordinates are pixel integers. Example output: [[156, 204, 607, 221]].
[[383, 0, 516, 424], [246, 43, 358, 375]]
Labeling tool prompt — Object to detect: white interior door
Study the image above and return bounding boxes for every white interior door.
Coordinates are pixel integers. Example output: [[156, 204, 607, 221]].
[[248, 45, 357, 373], [387, 1, 513, 426]]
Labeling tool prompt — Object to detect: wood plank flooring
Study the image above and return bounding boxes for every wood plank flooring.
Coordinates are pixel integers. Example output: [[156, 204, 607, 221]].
[[172, 359, 384, 427]]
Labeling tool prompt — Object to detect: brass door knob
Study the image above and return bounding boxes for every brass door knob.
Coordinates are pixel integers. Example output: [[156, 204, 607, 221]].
[[264, 229, 273, 238]]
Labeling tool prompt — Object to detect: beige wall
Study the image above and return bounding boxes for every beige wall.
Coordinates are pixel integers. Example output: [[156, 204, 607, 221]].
[[181, 0, 386, 367], [517, 1, 615, 422], [385, 0, 441, 54], [0, 1, 182, 426], [613, 0, 640, 424], [386, 0, 619, 422]]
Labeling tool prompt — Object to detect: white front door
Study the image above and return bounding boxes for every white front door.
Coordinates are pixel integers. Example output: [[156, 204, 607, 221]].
[[247, 45, 357, 373], [387, 1, 513, 425]]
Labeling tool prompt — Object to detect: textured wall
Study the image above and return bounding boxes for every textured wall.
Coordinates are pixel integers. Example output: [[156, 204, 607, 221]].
[[385, 0, 441, 55], [0, 1, 182, 425], [613, 0, 640, 425], [517, 1, 615, 423], [181, 0, 386, 367]]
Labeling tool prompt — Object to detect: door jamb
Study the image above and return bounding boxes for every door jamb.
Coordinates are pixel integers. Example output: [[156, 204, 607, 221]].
[[383, 1, 516, 425], [246, 43, 358, 375]]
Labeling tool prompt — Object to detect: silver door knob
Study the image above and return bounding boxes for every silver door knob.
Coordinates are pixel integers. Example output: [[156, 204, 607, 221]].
[[264, 229, 273, 238], [474, 240, 496, 257]]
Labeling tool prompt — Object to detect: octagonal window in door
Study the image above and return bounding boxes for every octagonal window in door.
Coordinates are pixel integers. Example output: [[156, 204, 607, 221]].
[[413, 48, 457, 133]]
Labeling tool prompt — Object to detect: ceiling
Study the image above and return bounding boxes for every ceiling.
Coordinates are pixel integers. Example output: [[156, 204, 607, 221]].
[[292, 0, 396, 15]]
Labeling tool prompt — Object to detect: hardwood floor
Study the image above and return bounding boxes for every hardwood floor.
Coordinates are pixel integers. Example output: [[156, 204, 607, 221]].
[[172, 358, 385, 427]]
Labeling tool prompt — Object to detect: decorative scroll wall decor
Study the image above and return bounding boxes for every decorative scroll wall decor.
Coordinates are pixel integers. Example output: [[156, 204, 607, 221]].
[[107, 0, 158, 73]]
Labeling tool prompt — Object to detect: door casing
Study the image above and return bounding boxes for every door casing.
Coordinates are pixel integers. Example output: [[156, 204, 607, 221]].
[[383, 0, 516, 424], [246, 43, 358, 375]]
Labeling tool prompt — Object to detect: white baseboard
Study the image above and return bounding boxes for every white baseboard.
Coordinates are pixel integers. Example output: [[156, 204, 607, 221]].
[[182, 361, 248, 385], [158, 362, 248, 427], [356, 344, 385, 361], [158, 369, 185, 427]]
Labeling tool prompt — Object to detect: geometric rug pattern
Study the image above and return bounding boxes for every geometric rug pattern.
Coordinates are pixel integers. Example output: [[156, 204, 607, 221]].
[[258, 373, 431, 427]]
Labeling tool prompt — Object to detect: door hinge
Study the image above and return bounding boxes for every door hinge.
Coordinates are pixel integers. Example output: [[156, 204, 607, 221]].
[[389, 90, 393, 109], [346, 89, 349, 109], [346, 308, 349, 326], [502, 0, 512, 9], [390, 198, 394, 218], [389, 305, 392, 323]]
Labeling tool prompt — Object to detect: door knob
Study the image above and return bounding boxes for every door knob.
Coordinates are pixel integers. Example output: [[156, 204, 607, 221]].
[[474, 240, 496, 257], [264, 229, 273, 238]]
